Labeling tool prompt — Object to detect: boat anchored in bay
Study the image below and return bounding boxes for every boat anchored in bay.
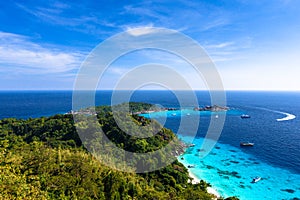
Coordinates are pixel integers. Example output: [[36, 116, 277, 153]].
[[241, 114, 251, 119], [251, 176, 261, 183], [240, 142, 254, 147]]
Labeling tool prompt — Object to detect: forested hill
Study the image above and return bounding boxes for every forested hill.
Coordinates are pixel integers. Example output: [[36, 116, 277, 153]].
[[0, 102, 235, 199]]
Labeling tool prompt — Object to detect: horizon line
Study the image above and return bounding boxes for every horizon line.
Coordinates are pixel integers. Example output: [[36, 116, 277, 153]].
[[1, 89, 300, 92]]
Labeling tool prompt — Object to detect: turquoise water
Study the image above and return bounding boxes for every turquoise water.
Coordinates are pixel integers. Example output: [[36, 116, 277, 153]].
[[141, 108, 300, 200], [1, 91, 300, 199], [140, 108, 231, 124], [178, 137, 300, 200]]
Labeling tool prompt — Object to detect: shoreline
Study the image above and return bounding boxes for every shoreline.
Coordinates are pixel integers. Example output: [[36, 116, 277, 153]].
[[188, 169, 221, 199], [177, 156, 221, 199]]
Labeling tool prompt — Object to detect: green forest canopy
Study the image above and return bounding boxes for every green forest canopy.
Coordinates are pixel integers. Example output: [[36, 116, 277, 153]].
[[0, 102, 238, 200]]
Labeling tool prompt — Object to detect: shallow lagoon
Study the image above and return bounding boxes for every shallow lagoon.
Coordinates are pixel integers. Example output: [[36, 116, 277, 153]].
[[179, 137, 300, 199]]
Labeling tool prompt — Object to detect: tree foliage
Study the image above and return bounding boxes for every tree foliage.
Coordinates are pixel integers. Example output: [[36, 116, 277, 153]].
[[0, 103, 238, 199]]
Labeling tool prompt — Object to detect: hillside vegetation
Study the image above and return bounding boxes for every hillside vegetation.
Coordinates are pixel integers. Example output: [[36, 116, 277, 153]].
[[0, 102, 236, 199]]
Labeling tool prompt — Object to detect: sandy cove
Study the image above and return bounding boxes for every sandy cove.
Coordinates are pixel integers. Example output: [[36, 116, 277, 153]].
[[188, 169, 221, 199]]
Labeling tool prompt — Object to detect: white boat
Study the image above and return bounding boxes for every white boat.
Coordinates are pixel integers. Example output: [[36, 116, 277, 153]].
[[241, 114, 251, 119], [240, 142, 254, 147], [251, 176, 261, 183]]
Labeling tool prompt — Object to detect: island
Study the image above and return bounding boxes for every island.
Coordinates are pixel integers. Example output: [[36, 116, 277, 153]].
[[0, 102, 238, 200], [193, 105, 229, 112], [132, 104, 230, 115]]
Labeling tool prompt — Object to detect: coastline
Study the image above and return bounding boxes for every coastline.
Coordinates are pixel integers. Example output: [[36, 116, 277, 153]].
[[177, 157, 221, 199], [188, 169, 221, 199]]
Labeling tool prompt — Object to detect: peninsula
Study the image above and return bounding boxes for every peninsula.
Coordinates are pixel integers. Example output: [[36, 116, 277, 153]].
[[0, 102, 237, 199]]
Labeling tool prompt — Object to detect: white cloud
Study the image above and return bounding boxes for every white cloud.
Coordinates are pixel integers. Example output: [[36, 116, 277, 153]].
[[125, 25, 160, 36], [201, 18, 230, 31], [205, 42, 235, 49], [16, 3, 118, 36], [0, 31, 84, 74], [202, 38, 253, 63], [106, 67, 130, 75], [17, 3, 95, 27], [122, 4, 165, 20]]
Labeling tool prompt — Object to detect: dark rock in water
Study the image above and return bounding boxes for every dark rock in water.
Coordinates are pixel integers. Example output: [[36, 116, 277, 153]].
[[253, 161, 260, 164], [246, 185, 252, 189], [206, 165, 214, 169], [229, 149, 237, 152], [230, 160, 240, 164], [185, 149, 193, 154], [210, 152, 217, 155], [217, 170, 241, 178], [232, 171, 239, 176], [281, 189, 295, 194], [291, 198, 300, 200], [197, 148, 205, 152], [221, 159, 230, 162], [215, 146, 220, 149], [193, 105, 229, 112], [239, 184, 245, 189]]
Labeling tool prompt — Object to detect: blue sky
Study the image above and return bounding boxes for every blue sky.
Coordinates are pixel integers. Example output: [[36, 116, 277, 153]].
[[1, 0, 300, 90]]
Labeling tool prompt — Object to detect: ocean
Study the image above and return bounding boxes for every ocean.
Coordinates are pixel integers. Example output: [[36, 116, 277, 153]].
[[0, 90, 299, 199]]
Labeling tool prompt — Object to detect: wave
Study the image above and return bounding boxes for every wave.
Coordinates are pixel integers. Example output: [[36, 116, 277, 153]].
[[248, 106, 296, 122], [275, 111, 296, 121]]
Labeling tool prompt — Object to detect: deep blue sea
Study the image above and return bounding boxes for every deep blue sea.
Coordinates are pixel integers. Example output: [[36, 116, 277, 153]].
[[1, 90, 300, 199]]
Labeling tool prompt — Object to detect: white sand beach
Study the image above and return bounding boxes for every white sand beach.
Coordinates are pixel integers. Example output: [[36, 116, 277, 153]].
[[188, 170, 221, 199]]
